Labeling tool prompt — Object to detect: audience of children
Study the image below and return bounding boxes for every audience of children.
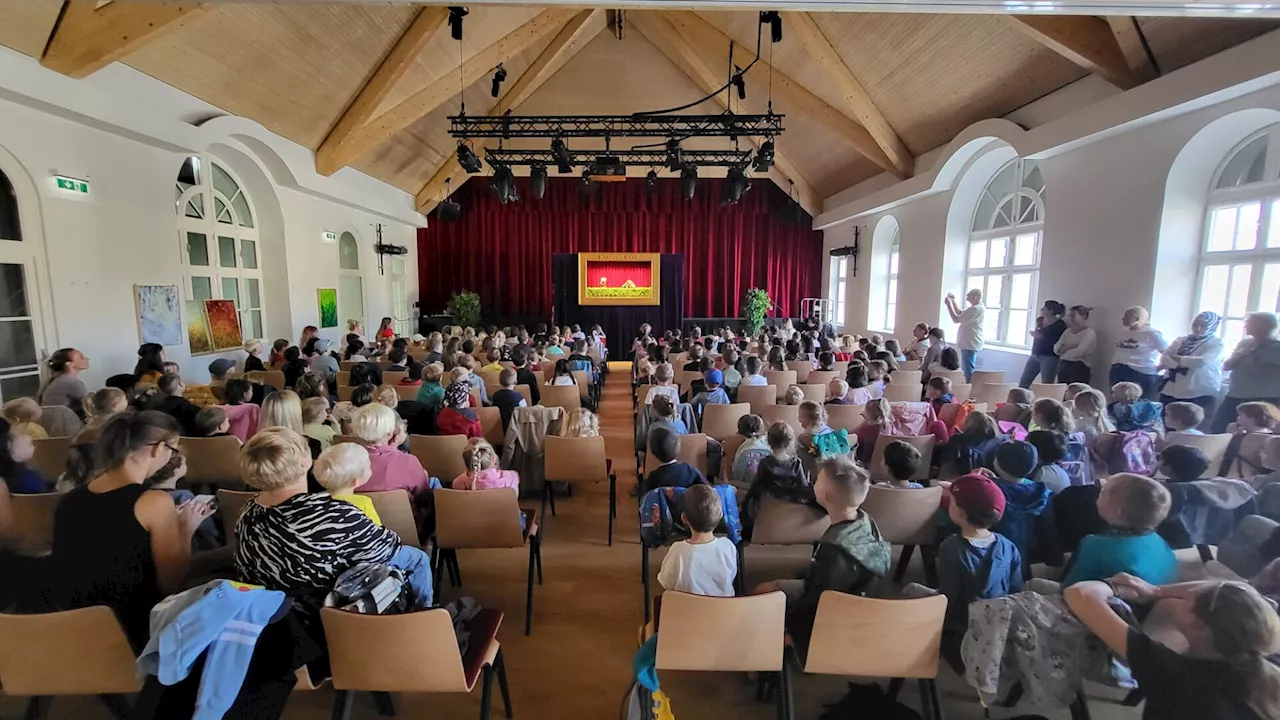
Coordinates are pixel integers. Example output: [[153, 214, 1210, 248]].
[[690, 369, 730, 417], [842, 363, 876, 405], [560, 408, 600, 438], [1025, 429, 1071, 494], [150, 373, 201, 436], [1072, 388, 1114, 442], [347, 403, 433, 502], [657, 484, 738, 597], [491, 368, 528, 434], [988, 440, 1052, 557], [415, 362, 446, 411], [995, 387, 1034, 427], [854, 399, 894, 466], [782, 384, 805, 406], [745, 422, 815, 515], [645, 363, 680, 406], [1233, 401, 1280, 436], [1164, 401, 1206, 438]]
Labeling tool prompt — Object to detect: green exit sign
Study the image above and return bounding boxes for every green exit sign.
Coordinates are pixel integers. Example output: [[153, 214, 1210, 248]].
[[55, 176, 89, 194], [323, 231, 338, 243]]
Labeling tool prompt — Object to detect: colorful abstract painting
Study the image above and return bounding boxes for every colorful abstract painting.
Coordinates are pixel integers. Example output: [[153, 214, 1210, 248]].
[[186, 300, 213, 355], [135, 285, 182, 346], [204, 299, 243, 350], [317, 288, 338, 329]]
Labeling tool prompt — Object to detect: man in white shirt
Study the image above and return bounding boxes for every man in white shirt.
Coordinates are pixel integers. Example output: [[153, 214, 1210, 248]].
[[945, 288, 985, 382]]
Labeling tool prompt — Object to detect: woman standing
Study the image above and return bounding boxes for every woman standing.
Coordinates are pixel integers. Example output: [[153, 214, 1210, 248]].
[[1019, 301, 1067, 388], [1213, 311, 1280, 433], [1109, 307, 1168, 400], [1054, 306, 1097, 385], [1159, 312, 1224, 423], [37, 347, 91, 412]]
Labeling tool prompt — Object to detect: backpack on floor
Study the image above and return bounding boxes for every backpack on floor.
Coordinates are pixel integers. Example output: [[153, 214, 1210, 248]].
[[1105, 430, 1158, 476]]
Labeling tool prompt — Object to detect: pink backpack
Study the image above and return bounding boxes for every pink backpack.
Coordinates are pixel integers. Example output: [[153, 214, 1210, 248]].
[[1105, 430, 1158, 476], [997, 420, 1028, 442]]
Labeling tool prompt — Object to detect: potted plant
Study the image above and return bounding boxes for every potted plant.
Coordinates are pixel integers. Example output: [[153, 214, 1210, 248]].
[[447, 290, 481, 328], [743, 287, 771, 335]]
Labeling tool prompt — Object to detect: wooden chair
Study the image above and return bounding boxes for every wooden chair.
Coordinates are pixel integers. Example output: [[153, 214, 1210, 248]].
[[477, 370, 503, 396], [931, 370, 965, 387], [720, 435, 746, 482], [795, 384, 827, 404], [763, 371, 797, 400], [883, 384, 922, 403], [339, 361, 360, 371], [860, 485, 944, 585], [759, 404, 802, 436], [383, 371, 409, 385], [321, 606, 511, 720], [742, 499, 830, 586], [513, 384, 533, 407], [9, 492, 61, 555], [806, 370, 837, 388], [1228, 432, 1270, 479], [0, 606, 143, 719], [641, 433, 709, 482], [245, 370, 285, 391], [736, 385, 777, 415], [478, 406, 504, 448], [543, 435, 617, 544], [29, 437, 72, 482], [975, 382, 1016, 406], [950, 383, 973, 404], [868, 435, 935, 483], [337, 386, 355, 402], [785, 361, 812, 383], [654, 591, 791, 718], [1163, 433, 1234, 478], [937, 403, 961, 429], [1029, 382, 1067, 401], [539, 384, 581, 411], [37, 406, 82, 438], [215, 489, 257, 548], [571, 370, 593, 401], [701, 403, 751, 441], [179, 435, 244, 489], [893, 369, 923, 386], [826, 404, 865, 434], [409, 435, 469, 482], [332, 434, 365, 446], [336, 371, 351, 387], [394, 385, 420, 401], [969, 370, 1005, 388], [804, 592, 947, 720], [434, 489, 541, 635], [832, 361, 850, 377], [365, 490, 422, 546]]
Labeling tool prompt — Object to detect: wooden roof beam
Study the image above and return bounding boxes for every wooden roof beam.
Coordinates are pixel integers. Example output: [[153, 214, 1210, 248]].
[[316, 7, 451, 177], [1009, 15, 1140, 90], [318, 8, 575, 177], [415, 9, 606, 213], [631, 12, 821, 215], [784, 12, 913, 179], [1105, 16, 1159, 83], [41, 0, 204, 79]]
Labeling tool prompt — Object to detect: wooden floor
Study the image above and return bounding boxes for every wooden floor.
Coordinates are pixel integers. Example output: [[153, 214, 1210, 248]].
[[0, 363, 1145, 720]]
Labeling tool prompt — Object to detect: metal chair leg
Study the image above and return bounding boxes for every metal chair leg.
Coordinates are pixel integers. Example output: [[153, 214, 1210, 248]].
[[97, 694, 131, 720], [608, 474, 616, 546], [331, 690, 354, 720], [547, 483, 557, 516], [372, 691, 396, 716], [886, 677, 904, 700], [893, 545, 916, 583], [1069, 692, 1093, 720], [479, 665, 494, 720], [431, 545, 443, 602], [449, 549, 463, 587], [917, 679, 934, 720], [495, 648, 514, 719], [642, 545, 651, 624], [23, 697, 51, 720], [535, 535, 544, 585], [929, 679, 945, 720], [526, 538, 537, 636], [780, 653, 795, 720], [922, 546, 939, 588]]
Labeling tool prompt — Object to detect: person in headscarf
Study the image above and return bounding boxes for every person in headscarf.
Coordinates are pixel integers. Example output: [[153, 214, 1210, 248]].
[[435, 381, 481, 438], [1158, 311, 1224, 423], [1109, 306, 1169, 401]]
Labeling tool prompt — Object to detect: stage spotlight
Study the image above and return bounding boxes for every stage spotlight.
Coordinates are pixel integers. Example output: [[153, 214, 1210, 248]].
[[550, 138, 572, 173], [448, 6, 468, 41], [665, 138, 683, 171], [760, 11, 782, 43], [437, 199, 462, 222], [456, 143, 483, 174], [722, 167, 751, 205], [646, 169, 658, 191], [490, 166, 519, 205], [530, 164, 548, 200], [732, 69, 746, 101], [490, 64, 507, 98], [680, 165, 697, 201], [753, 139, 775, 172]]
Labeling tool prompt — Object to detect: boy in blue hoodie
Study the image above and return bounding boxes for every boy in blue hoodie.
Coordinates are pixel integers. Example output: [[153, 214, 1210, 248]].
[[990, 440, 1052, 559], [1059, 472, 1176, 587]]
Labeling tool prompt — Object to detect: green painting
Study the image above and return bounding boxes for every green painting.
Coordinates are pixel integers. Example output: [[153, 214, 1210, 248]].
[[317, 287, 338, 329]]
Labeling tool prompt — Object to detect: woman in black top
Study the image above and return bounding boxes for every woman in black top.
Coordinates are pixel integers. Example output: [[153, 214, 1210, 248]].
[[1019, 300, 1068, 388], [51, 412, 213, 651], [1065, 574, 1280, 720]]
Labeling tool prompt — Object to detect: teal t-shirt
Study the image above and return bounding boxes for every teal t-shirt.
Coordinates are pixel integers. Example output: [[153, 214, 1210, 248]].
[[1061, 531, 1177, 587]]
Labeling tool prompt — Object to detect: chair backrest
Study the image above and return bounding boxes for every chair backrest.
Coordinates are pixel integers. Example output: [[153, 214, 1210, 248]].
[[655, 591, 786, 672], [736, 385, 776, 415], [540, 384, 581, 411], [364, 490, 421, 544], [544, 435, 609, 483], [1029, 383, 1067, 401], [932, 370, 965, 387], [30, 437, 72, 481], [0, 606, 144, 696], [750, 498, 831, 545], [333, 434, 365, 446], [806, 370, 837, 388], [804, 592, 946, 679], [969, 370, 1005, 390], [937, 403, 961, 428], [336, 371, 351, 387], [1164, 432, 1235, 478], [859, 485, 943, 545], [179, 435, 244, 487], [477, 406, 504, 447], [758, 404, 802, 436], [434, 489, 525, 549], [216, 489, 257, 545], [337, 385, 355, 402], [321, 607, 467, 693], [882, 384, 921, 403], [393, 385, 418, 401], [893, 370, 923, 386], [477, 370, 503, 396], [763, 371, 797, 400], [38, 406, 82, 438], [701, 403, 751, 441], [644, 433, 709, 476], [950, 383, 973, 404], [720, 435, 746, 476], [383, 371, 408, 385], [339, 361, 360, 371], [408, 434, 469, 481], [826, 404, 865, 434], [571, 370, 593, 399], [868, 434, 935, 482], [1231, 432, 1270, 479], [9, 492, 61, 555], [831, 361, 850, 376], [514, 384, 533, 407], [796, 384, 826, 404], [785, 361, 812, 383], [974, 382, 1016, 406], [246, 370, 286, 391]]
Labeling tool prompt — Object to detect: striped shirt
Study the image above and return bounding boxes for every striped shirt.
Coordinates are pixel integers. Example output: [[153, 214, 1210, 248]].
[[234, 493, 401, 592]]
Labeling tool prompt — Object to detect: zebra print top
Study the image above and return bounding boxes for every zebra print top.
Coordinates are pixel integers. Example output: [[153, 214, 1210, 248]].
[[234, 492, 401, 592]]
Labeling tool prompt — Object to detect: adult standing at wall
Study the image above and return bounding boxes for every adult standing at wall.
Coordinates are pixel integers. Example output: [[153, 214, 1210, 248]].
[[944, 289, 985, 382], [1019, 301, 1067, 388], [37, 348, 91, 415], [1054, 306, 1097, 385], [1212, 311, 1280, 433], [1109, 307, 1168, 400], [1158, 312, 1224, 423]]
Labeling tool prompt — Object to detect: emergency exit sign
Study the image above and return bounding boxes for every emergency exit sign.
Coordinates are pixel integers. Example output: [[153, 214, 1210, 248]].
[[55, 176, 89, 194]]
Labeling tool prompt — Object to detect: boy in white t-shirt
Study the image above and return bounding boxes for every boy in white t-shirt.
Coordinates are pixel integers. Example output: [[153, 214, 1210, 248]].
[[657, 483, 737, 597], [644, 362, 681, 405], [739, 356, 768, 387]]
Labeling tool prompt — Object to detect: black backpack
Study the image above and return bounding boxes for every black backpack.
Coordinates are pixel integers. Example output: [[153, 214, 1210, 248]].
[[324, 563, 409, 615]]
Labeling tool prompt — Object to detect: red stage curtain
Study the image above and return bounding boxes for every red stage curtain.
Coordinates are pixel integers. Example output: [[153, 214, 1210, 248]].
[[586, 261, 652, 289], [418, 176, 823, 320]]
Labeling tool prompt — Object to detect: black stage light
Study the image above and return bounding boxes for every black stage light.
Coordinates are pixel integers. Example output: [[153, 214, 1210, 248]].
[[550, 138, 573, 173], [732, 69, 746, 101], [760, 11, 782, 43], [722, 167, 751, 205], [530, 164, 547, 199], [490, 166, 519, 204], [753, 139, 775, 172], [456, 143, 483, 173], [490, 64, 507, 98], [680, 165, 697, 201], [665, 138, 682, 171], [646, 169, 658, 191], [448, 7, 469, 41], [437, 199, 462, 222]]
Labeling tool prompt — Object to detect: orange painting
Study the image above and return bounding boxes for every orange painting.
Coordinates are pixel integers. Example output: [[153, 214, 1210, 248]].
[[203, 299, 243, 350]]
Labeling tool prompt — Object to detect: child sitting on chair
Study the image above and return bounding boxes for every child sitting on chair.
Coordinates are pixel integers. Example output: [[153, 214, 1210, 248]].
[[1232, 401, 1280, 437], [873, 440, 923, 489], [313, 442, 380, 524], [1026, 429, 1071, 494], [730, 414, 769, 491], [739, 356, 767, 387], [645, 363, 680, 406], [349, 403, 435, 504], [645, 427, 706, 493], [1072, 389, 1114, 443], [690, 369, 730, 417], [1109, 381, 1163, 433], [193, 406, 231, 438], [649, 395, 688, 437], [452, 438, 520, 492], [925, 376, 954, 413], [1059, 472, 1176, 587], [995, 387, 1034, 427], [658, 483, 737, 597], [1164, 401, 1206, 436], [302, 396, 337, 451], [782, 384, 805, 406], [826, 379, 852, 405], [1, 398, 47, 439]]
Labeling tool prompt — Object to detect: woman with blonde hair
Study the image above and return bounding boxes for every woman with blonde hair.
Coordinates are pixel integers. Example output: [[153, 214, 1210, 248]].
[[83, 388, 129, 429], [242, 339, 266, 373], [560, 408, 600, 438], [1109, 306, 1168, 401], [1071, 389, 1114, 441], [299, 326, 320, 358], [260, 390, 305, 434]]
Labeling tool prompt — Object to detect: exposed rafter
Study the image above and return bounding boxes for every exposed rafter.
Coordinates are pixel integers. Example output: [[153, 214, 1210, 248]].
[[1009, 15, 1139, 90], [1105, 16, 1159, 82], [319, 8, 575, 178], [41, 0, 204, 79], [416, 9, 606, 213], [785, 12, 913, 179], [631, 12, 820, 214], [315, 7, 451, 177]]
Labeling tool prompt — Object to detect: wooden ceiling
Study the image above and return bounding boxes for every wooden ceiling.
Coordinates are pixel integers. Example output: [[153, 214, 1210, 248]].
[[2, 1, 1276, 215]]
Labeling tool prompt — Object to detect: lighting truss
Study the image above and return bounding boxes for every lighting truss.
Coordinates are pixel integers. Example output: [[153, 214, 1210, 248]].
[[450, 113, 783, 139], [484, 148, 756, 169]]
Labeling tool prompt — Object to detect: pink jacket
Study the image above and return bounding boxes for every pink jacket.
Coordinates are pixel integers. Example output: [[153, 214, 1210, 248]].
[[221, 403, 259, 443], [451, 467, 520, 492], [360, 443, 431, 498]]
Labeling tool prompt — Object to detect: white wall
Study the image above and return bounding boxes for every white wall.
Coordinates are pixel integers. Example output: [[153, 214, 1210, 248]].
[[0, 47, 424, 386], [820, 29, 1280, 384]]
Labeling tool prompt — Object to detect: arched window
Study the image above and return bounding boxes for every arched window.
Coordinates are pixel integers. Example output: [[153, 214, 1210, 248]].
[[1197, 124, 1280, 350], [176, 156, 265, 341], [337, 231, 365, 332], [882, 230, 900, 332], [0, 170, 20, 242], [965, 158, 1044, 348]]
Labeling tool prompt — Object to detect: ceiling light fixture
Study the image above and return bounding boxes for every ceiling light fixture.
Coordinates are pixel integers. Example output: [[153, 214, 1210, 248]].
[[753, 139, 775, 172], [437, 178, 462, 222], [530, 164, 548, 199], [456, 143, 483, 174], [490, 64, 507, 98], [722, 167, 751, 205], [732, 69, 747, 101], [760, 11, 782, 43], [646, 169, 658, 191], [448, 6, 468, 41], [550, 138, 572, 173], [665, 138, 683, 171], [489, 165, 519, 205], [680, 165, 697, 201]]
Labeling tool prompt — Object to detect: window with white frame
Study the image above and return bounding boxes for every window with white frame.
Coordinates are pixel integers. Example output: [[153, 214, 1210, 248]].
[[1197, 125, 1280, 352], [828, 255, 848, 328], [176, 156, 265, 342], [965, 158, 1045, 348], [881, 230, 900, 332], [389, 256, 413, 337], [337, 231, 365, 332]]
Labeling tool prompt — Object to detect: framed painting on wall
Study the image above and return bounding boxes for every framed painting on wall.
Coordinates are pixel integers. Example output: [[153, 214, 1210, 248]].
[[134, 284, 183, 346], [317, 288, 338, 329], [204, 299, 243, 350], [186, 300, 213, 355]]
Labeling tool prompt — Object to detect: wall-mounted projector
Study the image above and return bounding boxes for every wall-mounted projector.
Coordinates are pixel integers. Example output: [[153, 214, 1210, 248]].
[[375, 243, 409, 256]]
